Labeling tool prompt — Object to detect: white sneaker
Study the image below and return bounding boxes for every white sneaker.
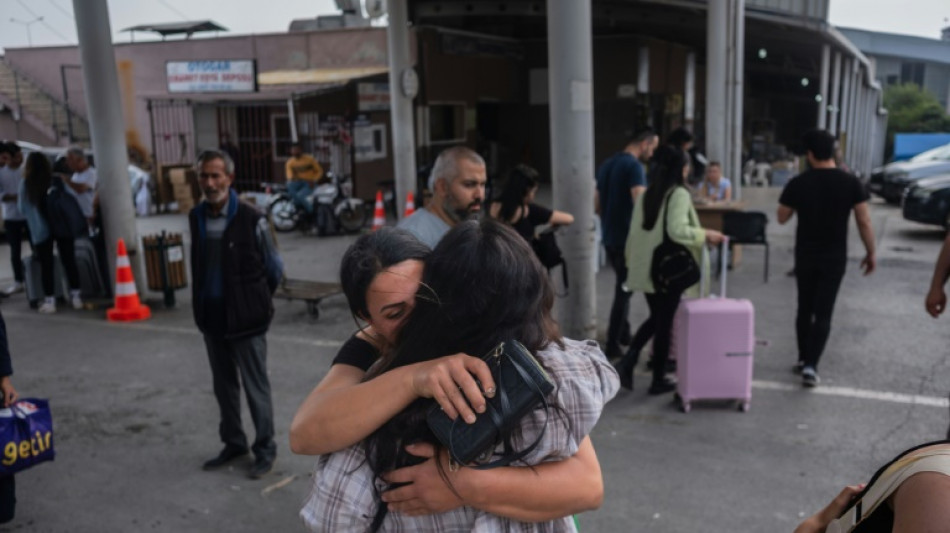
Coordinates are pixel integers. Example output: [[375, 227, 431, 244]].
[[38, 298, 56, 314], [802, 366, 820, 388], [3, 282, 23, 296], [70, 291, 83, 310]]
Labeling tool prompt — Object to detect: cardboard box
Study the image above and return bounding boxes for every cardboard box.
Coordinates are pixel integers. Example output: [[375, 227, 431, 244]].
[[157, 164, 193, 207], [168, 168, 196, 185]]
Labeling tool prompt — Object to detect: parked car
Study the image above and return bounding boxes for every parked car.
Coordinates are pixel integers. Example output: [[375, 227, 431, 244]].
[[869, 143, 950, 204], [902, 172, 950, 229]]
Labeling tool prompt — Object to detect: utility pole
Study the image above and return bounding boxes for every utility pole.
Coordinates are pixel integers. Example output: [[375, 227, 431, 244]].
[[386, 0, 417, 220], [547, 0, 596, 339], [72, 0, 144, 293]]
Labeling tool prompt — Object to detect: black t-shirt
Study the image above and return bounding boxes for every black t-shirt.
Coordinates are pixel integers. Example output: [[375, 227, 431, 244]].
[[510, 203, 553, 242], [331, 334, 379, 371], [779, 168, 868, 264]]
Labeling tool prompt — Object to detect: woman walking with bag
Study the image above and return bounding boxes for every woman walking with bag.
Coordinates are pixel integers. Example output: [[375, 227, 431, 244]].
[[615, 145, 723, 394], [18, 153, 84, 314]]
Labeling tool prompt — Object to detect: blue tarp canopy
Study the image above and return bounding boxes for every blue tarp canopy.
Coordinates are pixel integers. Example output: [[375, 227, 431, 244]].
[[894, 133, 950, 161]]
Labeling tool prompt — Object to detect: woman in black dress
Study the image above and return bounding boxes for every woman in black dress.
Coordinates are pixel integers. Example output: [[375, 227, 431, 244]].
[[489, 165, 574, 244]]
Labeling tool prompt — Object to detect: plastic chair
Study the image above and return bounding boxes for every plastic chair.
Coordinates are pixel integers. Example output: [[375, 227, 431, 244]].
[[722, 211, 770, 282]]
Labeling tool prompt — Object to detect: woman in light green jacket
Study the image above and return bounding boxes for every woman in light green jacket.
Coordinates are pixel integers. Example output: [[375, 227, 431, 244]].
[[615, 145, 723, 395]]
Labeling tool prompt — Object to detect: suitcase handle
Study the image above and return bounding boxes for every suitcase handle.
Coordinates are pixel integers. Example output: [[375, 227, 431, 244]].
[[700, 238, 729, 298]]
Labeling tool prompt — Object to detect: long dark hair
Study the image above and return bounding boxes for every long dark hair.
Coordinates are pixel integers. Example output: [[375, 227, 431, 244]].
[[496, 165, 539, 222], [363, 219, 562, 502], [339, 227, 430, 322], [24, 152, 52, 207], [641, 145, 689, 231]]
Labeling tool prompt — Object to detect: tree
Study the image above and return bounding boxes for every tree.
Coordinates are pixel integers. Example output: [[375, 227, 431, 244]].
[[882, 83, 950, 158]]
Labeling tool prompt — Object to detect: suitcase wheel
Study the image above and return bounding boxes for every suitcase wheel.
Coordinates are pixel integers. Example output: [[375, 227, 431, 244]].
[[680, 400, 690, 414], [738, 401, 750, 413]]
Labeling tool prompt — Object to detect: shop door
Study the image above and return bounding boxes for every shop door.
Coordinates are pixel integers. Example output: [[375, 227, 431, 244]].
[[147, 99, 196, 168]]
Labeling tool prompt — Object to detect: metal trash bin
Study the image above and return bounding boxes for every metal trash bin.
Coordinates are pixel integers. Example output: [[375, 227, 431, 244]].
[[143, 232, 187, 308]]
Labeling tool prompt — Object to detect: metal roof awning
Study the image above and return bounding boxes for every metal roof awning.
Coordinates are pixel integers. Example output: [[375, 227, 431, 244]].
[[141, 83, 318, 104], [257, 66, 388, 86], [121, 20, 228, 39]]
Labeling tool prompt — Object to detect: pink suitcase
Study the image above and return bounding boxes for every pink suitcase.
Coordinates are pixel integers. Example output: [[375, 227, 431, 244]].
[[672, 240, 754, 413]]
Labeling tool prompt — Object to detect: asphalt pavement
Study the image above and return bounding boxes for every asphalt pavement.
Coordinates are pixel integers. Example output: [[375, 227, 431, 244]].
[[0, 187, 947, 532]]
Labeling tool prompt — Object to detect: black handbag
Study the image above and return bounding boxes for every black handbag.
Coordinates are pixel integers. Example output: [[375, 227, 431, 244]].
[[426, 340, 555, 468], [651, 189, 701, 294], [532, 229, 569, 291]]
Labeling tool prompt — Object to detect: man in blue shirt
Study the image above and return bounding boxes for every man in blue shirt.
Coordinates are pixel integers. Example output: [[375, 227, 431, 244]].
[[596, 129, 658, 359]]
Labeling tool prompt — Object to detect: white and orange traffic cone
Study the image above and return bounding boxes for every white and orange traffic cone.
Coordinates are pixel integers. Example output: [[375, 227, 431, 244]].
[[404, 191, 415, 218], [106, 239, 151, 322], [371, 190, 386, 231]]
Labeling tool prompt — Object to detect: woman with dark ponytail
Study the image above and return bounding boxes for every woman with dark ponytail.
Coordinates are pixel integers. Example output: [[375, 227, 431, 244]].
[[490, 164, 574, 245], [614, 145, 724, 395]]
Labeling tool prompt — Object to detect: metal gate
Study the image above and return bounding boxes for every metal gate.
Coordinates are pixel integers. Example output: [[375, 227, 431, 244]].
[[147, 99, 195, 168], [148, 99, 297, 192]]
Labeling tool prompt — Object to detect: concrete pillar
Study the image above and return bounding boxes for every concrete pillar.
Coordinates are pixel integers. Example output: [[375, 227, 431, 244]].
[[287, 98, 298, 142], [546, 0, 596, 339], [867, 91, 878, 173], [728, 0, 744, 200], [705, 0, 728, 165], [684, 51, 696, 125], [73, 0, 142, 291], [853, 84, 863, 174], [856, 85, 868, 176], [839, 57, 851, 154], [386, 0, 417, 220], [637, 46, 650, 95], [846, 63, 860, 167], [829, 52, 842, 136], [817, 44, 830, 129]]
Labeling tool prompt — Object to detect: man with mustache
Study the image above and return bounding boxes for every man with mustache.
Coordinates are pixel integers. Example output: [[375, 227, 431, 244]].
[[397, 146, 486, 248], [189, 149, 284, 479]]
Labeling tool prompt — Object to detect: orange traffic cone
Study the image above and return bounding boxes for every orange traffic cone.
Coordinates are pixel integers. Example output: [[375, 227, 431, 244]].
[[404, 191, 415, 218], [106, 238, 151, 322], [372, 190, 386, 231]]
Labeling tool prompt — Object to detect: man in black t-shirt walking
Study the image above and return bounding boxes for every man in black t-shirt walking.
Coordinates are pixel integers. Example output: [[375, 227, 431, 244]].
[[777, 130, 876, 387]]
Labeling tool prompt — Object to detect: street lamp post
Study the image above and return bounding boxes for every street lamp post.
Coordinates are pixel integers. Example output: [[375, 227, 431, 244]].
[[9, 16, 44, 47]]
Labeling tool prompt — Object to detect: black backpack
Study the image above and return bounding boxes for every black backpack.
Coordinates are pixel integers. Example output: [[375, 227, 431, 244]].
[[46, 178, 88, 240]]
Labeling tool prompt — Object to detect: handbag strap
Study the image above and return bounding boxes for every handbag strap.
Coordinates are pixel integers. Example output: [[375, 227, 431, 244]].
[[660, 187, 677, 245], [445, 349, 552, 470]]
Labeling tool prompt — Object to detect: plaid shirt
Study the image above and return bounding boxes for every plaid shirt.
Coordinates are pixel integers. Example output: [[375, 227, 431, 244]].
[[301, 337, 620, 532]]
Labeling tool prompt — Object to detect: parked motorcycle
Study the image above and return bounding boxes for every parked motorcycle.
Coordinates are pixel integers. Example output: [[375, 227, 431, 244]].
[[265, 172, 368, 234]]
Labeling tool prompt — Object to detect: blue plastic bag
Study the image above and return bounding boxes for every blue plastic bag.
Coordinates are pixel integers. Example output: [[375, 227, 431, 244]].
[[0, 398, 55, 475]]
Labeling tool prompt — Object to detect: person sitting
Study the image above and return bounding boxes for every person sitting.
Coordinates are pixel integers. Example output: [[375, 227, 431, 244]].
[[490, 164, 574, 243], [297, 221, 619, 531], [284, 143, 324, 230], [699, 161, 732, 202]]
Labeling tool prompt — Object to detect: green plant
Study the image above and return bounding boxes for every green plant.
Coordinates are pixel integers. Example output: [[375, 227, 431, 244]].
[[882, 83, 950, 159]]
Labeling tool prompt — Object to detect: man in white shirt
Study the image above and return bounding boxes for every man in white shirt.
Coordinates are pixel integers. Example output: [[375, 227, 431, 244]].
[[0, 143, 28, 295], [65, 147, 97, 229]]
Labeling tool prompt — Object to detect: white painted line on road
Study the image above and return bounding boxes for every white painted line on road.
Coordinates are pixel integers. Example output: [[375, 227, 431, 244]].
[[2, 309, 345, 349], [753, 380, 949, 408]]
